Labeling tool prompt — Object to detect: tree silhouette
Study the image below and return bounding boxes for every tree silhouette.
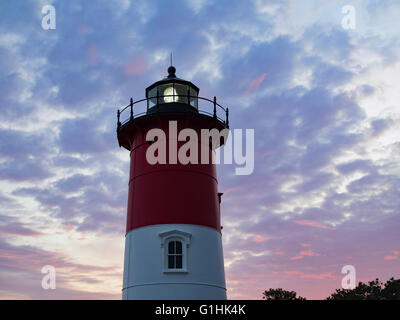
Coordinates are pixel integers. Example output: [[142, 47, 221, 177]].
[[262, 288, 306, 300], [326, 277, 400, 300], [262, 277, 400, 300]]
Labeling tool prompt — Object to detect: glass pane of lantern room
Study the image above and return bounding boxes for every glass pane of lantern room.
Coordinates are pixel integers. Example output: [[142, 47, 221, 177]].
[[159, 83, 176, 104], [148, 87, 157, 109], [190, 87, 198, 109], [174, 84, 188, 104]]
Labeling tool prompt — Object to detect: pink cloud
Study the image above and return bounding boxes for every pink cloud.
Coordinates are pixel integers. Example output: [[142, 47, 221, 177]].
[[222, 185, 245, 195], [77, 24, 90, 35], [300, 273, 333, 280], [87, 42, 98, 63], [384, 250, 400, 260], [299, 250, 321, 257], [123, 56, 147, 76], [244, 73, 267, 94], [290, 255, 304, 260], [64, 224, 75, 231], [255, 150, 277, 159], [294, 220, 334, 230], [236, 79, 247, 89], [290, 249, 321, 260], [384, 255, 398, 261], [0, 226, 43, 237], [285, 270, 302, 275], [282, 270, 333, 280], [0, 218, 45, 237], [252, 235, 269, 243]]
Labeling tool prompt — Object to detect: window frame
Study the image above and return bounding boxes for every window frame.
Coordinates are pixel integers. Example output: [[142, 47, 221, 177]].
[[159, 230, 191, 273]]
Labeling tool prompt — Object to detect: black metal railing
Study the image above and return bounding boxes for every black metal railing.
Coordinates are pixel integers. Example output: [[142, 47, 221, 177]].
[[117, 95, 229, 130]]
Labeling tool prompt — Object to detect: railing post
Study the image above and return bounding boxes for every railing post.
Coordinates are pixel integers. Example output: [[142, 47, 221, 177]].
[[130, 97, 133, 121], [226, 108, 229, 128], [117, 109, 121, 129], [157, 89, 160, 112], [187, 88, 190, 106], [213, 96, 217, 119]]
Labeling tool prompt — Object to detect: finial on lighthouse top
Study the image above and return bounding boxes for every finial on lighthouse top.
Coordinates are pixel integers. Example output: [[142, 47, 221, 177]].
[[167, 52, 176, 78], [167, 65, 176, 78]]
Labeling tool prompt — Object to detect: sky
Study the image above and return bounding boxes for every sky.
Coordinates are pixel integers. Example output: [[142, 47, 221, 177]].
[[0, 0, 399, 300]]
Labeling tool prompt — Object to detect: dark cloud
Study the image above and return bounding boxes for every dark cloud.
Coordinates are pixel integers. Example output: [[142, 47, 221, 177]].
[[336, 159, 376, 175], [0, 159, 50, 181], [52, 155, 86, 168], [370, 118, 393, 136], [0, 128, 49, 159], [0, 214, 42, 237], [53, 174, 91, 193], [57, 116, 114, 154], [13, 169, 127, 234], [306, 27, 354, 62]]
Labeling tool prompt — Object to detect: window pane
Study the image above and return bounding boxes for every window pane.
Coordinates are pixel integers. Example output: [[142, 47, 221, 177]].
[[148, 87, 157, 98], [176, 255, 182, 269], [175, 241, 182, 254], [148, 87, 157, 108], [168, 241, 175, 254], [168, 255, 175, 269], [190, 87, 198, 109], [158, 84, 175, 104], [174, 84, 188, 104]]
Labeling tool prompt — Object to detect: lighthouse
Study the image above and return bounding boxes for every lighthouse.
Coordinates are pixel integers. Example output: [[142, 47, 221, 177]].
[[117, 66, 229, 300]]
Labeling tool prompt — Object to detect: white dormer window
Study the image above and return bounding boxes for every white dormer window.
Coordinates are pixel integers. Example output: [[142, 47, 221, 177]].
[[159, 230, 191, 273]]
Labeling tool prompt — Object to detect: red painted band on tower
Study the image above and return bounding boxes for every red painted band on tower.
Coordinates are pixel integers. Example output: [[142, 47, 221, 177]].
[[118, 113, 225, 233]]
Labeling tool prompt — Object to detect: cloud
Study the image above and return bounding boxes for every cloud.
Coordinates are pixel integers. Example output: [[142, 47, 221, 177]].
[[300, 273, 333, 280], [384, 255, 398, 261], [336, 159, 376, 175], [384, 251, 400, 261], [370, 118, 393, 136], [294, 220, 334, 230], [0, 238, 121, 299], [0, 215, 43, 237], [252, 235, 269, 243], [53, 174, 92, 193], [57, 116, 114, 154], [244, 73, 267, 94], [0, 159, 51, 182], [123, 55, 148, 76], [0, 128, 49, 159]]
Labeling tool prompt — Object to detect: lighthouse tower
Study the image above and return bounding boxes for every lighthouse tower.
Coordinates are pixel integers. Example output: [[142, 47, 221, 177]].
[[117, 66, 229, 300]]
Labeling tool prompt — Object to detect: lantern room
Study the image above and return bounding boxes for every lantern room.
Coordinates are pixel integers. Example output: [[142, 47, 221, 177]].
[[146, 66, 199, 113], [116, 65, 229, 151]]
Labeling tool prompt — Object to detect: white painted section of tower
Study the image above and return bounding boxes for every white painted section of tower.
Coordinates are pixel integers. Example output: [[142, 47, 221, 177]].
[[122, 224, 226, 300]]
